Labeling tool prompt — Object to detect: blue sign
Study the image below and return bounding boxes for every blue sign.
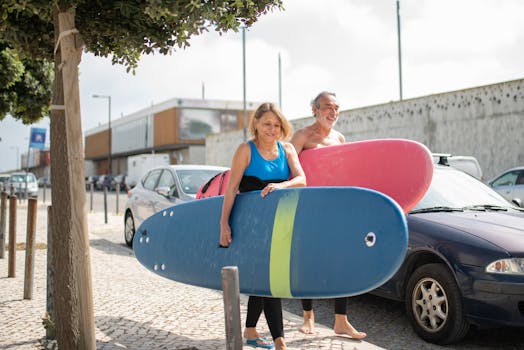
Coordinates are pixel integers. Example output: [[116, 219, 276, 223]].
[[29, 127, 46, 149]]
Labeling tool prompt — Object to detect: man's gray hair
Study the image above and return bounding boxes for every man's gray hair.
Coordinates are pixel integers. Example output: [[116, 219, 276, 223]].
[[311, 91, 337, 108]]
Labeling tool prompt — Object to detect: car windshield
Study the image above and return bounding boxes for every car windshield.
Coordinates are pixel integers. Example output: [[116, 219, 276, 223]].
[[176, 169, 223, 195], [10, 174, 33, 182], [412, 166, 515, 213]]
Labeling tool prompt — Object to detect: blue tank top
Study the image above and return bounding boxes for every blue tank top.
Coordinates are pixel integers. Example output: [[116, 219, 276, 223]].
[[244, 140, 290, 181]]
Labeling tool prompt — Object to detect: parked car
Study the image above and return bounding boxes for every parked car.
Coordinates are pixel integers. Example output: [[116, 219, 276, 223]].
[[5, 172, 39, 198], [433, 153, 483, 180], [85, 175, 99, 191], [372, 165, 524, 344], [96, 174, 114, 191], [0, 173, 10, 191], [124, 164, 228, 247], [112, 174, 127, 192], [38, 177, 51, 187], [488, 166, 524, 207]]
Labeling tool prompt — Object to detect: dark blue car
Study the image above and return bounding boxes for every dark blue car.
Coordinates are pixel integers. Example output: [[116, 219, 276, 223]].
[[372, 165, 524, 344]]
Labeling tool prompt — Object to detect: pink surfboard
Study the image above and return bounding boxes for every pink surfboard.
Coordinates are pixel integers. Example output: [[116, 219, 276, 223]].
[[298, 139, 433, 213], [197, 138, 433, 212], [196, 169, 231, 199]]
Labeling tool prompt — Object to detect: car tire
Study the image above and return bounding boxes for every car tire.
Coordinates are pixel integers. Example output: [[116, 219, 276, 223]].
[[405, 263, 470, 344], [124, 211, 135, 247]]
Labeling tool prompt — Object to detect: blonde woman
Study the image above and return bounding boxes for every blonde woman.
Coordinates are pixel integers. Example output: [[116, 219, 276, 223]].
[[220, 102, 306, 350]]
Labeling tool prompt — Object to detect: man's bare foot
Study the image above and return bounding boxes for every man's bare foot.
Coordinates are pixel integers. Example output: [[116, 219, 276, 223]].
[[299, 310, 315, 334], [333, 315, 366, 339], [274, 337, 287, 350]]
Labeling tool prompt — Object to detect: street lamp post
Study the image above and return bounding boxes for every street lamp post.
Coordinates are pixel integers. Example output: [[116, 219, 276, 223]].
[[242, 26, 247, 142], [92, 94, 112, 174]]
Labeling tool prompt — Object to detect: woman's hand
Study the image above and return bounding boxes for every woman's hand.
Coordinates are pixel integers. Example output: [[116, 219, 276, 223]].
[[260, 182, 283, 197], [220, 223, 232, 247]]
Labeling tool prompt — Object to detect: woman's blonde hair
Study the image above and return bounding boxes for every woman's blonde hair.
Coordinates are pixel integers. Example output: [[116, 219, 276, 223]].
[[249, 102, 292, 140]]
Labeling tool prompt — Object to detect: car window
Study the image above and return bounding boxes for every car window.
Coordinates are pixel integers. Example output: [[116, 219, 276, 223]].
[[492, 171, 518, 187], [142, 169, 162, 190], [157, 170, 175, 188], [516, 171, 524, 185], [175, 169, 224, 195], [413, 167, 511, 210], [10, 175, 25, 183]]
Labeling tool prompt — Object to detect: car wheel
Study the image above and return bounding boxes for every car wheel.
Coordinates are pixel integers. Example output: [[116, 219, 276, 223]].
[[405, 263, 470, 344], [124, 211, 135, 247]]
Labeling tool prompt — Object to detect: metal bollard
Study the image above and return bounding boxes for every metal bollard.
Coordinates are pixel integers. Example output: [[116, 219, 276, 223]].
[[24, 198, 37, 299], [90, 182, 94, 212], [116, 183, 120, 215], [42, 183, 46, 203], [0, 191, 6, 259], [222, 266, 243, 350], [8, 195, 17, 277], [103, 186, 108, 224]]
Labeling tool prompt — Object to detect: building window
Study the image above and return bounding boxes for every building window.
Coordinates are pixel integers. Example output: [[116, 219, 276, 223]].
[[179, 108, 237, 140]]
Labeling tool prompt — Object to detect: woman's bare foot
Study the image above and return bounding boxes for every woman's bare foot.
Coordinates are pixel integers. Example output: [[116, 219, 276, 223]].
[[333, 315, 366, 339], [299, 310, 315, 334]]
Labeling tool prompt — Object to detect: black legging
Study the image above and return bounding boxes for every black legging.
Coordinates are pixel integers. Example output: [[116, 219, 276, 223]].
[[240, 178, 286, 341], [245, 296, 284, 340], [301, 297, 347, 315]]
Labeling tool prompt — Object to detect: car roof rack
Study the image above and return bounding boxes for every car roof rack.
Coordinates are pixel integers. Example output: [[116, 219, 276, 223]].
[[432, 153, 452, 166]]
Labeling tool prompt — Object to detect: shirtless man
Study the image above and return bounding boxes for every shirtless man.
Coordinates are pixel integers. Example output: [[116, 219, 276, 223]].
[[290, 91, 366, 339], [290, 91, 344, 153]]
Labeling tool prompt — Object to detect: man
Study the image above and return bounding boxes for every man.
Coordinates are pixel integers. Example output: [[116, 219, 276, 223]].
[[290, 91, 366, 339]]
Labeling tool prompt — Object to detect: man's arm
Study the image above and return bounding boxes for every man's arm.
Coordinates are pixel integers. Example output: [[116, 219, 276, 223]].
[[289, 129, 308, 154]]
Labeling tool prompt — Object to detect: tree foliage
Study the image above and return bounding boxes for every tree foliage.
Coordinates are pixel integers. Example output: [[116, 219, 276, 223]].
[[0, 44, 53, 123], [0, 0, 283, 124], [2, 1, 283, 62]]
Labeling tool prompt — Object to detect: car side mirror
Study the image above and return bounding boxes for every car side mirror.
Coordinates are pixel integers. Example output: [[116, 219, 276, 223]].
[[156, 186, 171, 197], [512, 198, 522, 207]]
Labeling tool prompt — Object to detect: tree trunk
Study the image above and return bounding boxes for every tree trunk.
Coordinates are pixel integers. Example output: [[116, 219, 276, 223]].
[[50, 9, 96, 349]]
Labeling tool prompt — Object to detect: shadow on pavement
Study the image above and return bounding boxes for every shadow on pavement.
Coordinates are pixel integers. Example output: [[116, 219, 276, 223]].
[[95, 315, 217, 350], [90, 238, 133, 258]]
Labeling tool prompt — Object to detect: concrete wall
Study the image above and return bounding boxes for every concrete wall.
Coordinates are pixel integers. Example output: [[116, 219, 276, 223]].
[[205, 79, 524, 181]]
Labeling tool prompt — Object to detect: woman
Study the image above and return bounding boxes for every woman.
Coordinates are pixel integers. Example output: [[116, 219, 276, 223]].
[[220, 102, 306, 350]]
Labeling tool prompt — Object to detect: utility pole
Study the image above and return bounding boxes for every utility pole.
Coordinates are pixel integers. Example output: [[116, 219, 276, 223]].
[[396, 0, 403, 101], [278, 53, 282, 110]]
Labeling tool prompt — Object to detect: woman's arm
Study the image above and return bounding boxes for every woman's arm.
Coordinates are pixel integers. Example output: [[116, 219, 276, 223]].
[[259, 142, 306, 197], [219, 143, 250, 247]]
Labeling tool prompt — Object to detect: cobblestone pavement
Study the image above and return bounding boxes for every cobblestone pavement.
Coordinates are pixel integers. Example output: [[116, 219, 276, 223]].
[[1, 191, 523, 349], [0, 193, 382, 350]]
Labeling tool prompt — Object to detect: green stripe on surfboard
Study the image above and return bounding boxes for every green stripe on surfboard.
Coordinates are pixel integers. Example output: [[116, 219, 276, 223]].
[[269, 190, 299, 297]]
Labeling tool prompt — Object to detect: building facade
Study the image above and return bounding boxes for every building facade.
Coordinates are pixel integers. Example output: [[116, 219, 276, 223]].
[[84, 97, 260, 176], [205, 78, 524, 181]]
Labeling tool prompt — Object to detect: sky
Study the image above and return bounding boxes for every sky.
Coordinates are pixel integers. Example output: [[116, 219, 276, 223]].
[[1, 0, 523, 172]]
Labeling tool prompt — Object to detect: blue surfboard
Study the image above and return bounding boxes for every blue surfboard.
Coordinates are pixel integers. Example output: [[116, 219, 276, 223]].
[[133, 187, 408, 298]]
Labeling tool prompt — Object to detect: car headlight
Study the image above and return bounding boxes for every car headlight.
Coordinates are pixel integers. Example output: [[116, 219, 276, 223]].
[[485, 258, 524, 275]]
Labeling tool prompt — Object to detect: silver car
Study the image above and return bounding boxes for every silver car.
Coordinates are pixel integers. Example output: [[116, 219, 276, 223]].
[[488, 166, 524, 206], [6, 172, 39, 198], [124, 164, 228, 246]]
